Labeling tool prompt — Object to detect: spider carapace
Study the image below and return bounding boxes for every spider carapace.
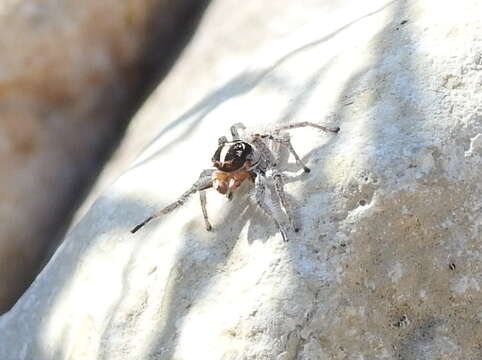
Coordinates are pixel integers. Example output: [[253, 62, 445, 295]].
[[131, 122, 339, 241]]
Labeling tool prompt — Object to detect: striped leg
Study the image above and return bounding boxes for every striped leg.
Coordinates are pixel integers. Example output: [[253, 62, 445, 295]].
[[271, 170, 299, 232], [264, 134, 311, 173], [254, 173, 289, 242]]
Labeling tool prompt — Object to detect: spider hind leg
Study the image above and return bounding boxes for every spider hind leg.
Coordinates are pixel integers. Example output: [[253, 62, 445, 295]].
[[274, 121, 340, 134], [269, 121, 340, 172], [265, 134, 311, 173]]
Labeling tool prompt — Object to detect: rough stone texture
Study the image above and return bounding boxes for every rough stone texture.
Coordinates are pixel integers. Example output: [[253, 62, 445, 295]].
[[1, 0, 482, 359], [0, 0, 209, 313]]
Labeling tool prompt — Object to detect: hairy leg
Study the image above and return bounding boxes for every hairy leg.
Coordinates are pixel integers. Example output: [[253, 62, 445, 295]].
[[263, 134, 311, 173], [273, 121, 340, 134], [250, 135, 277, 167], [218, 136, 228, 146], [259, 121, 340, 172], [253, 172, 289, 242], [283, 137, 310, 172], [199, 190, 212, 231], [230, 122, 246, 141], [131, 169, 214, 233], [270, 170, 300, 232]]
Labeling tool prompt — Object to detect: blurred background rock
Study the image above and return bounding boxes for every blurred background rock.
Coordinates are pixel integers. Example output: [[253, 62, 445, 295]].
[[0, 0, 209, 313]]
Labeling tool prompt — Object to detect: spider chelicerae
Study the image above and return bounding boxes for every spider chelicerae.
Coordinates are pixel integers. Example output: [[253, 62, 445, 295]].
[[131, 122, 339, 241]]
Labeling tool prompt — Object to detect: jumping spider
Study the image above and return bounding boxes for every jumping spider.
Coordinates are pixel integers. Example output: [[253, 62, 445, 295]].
[[131, 122, 339, 241]]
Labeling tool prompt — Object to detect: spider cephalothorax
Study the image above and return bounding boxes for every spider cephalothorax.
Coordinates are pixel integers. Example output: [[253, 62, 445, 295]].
[[212, 140, 254, 172], [131, 121, 339, 241], [211, 140, 257, 196]]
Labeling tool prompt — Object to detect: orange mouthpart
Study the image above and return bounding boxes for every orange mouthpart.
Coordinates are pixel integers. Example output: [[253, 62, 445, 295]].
[[212, 164, 253, 195]]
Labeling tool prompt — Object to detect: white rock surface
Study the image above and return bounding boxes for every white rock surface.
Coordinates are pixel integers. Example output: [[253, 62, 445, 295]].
[[1, 0, 482, 359]]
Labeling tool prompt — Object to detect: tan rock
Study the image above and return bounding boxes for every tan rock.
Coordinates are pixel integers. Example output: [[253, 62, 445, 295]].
[[0, 0, 209, 313]]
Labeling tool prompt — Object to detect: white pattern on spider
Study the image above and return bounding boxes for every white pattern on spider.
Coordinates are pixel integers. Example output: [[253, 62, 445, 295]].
[[131, 121, 339, 241]]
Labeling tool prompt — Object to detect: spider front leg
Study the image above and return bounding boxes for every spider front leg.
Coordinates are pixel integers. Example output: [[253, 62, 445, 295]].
[[218, 136, 228, 146], [199, 190, 212, 231], [131, 169, 214, 233], [253, 171, 289, 242]]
